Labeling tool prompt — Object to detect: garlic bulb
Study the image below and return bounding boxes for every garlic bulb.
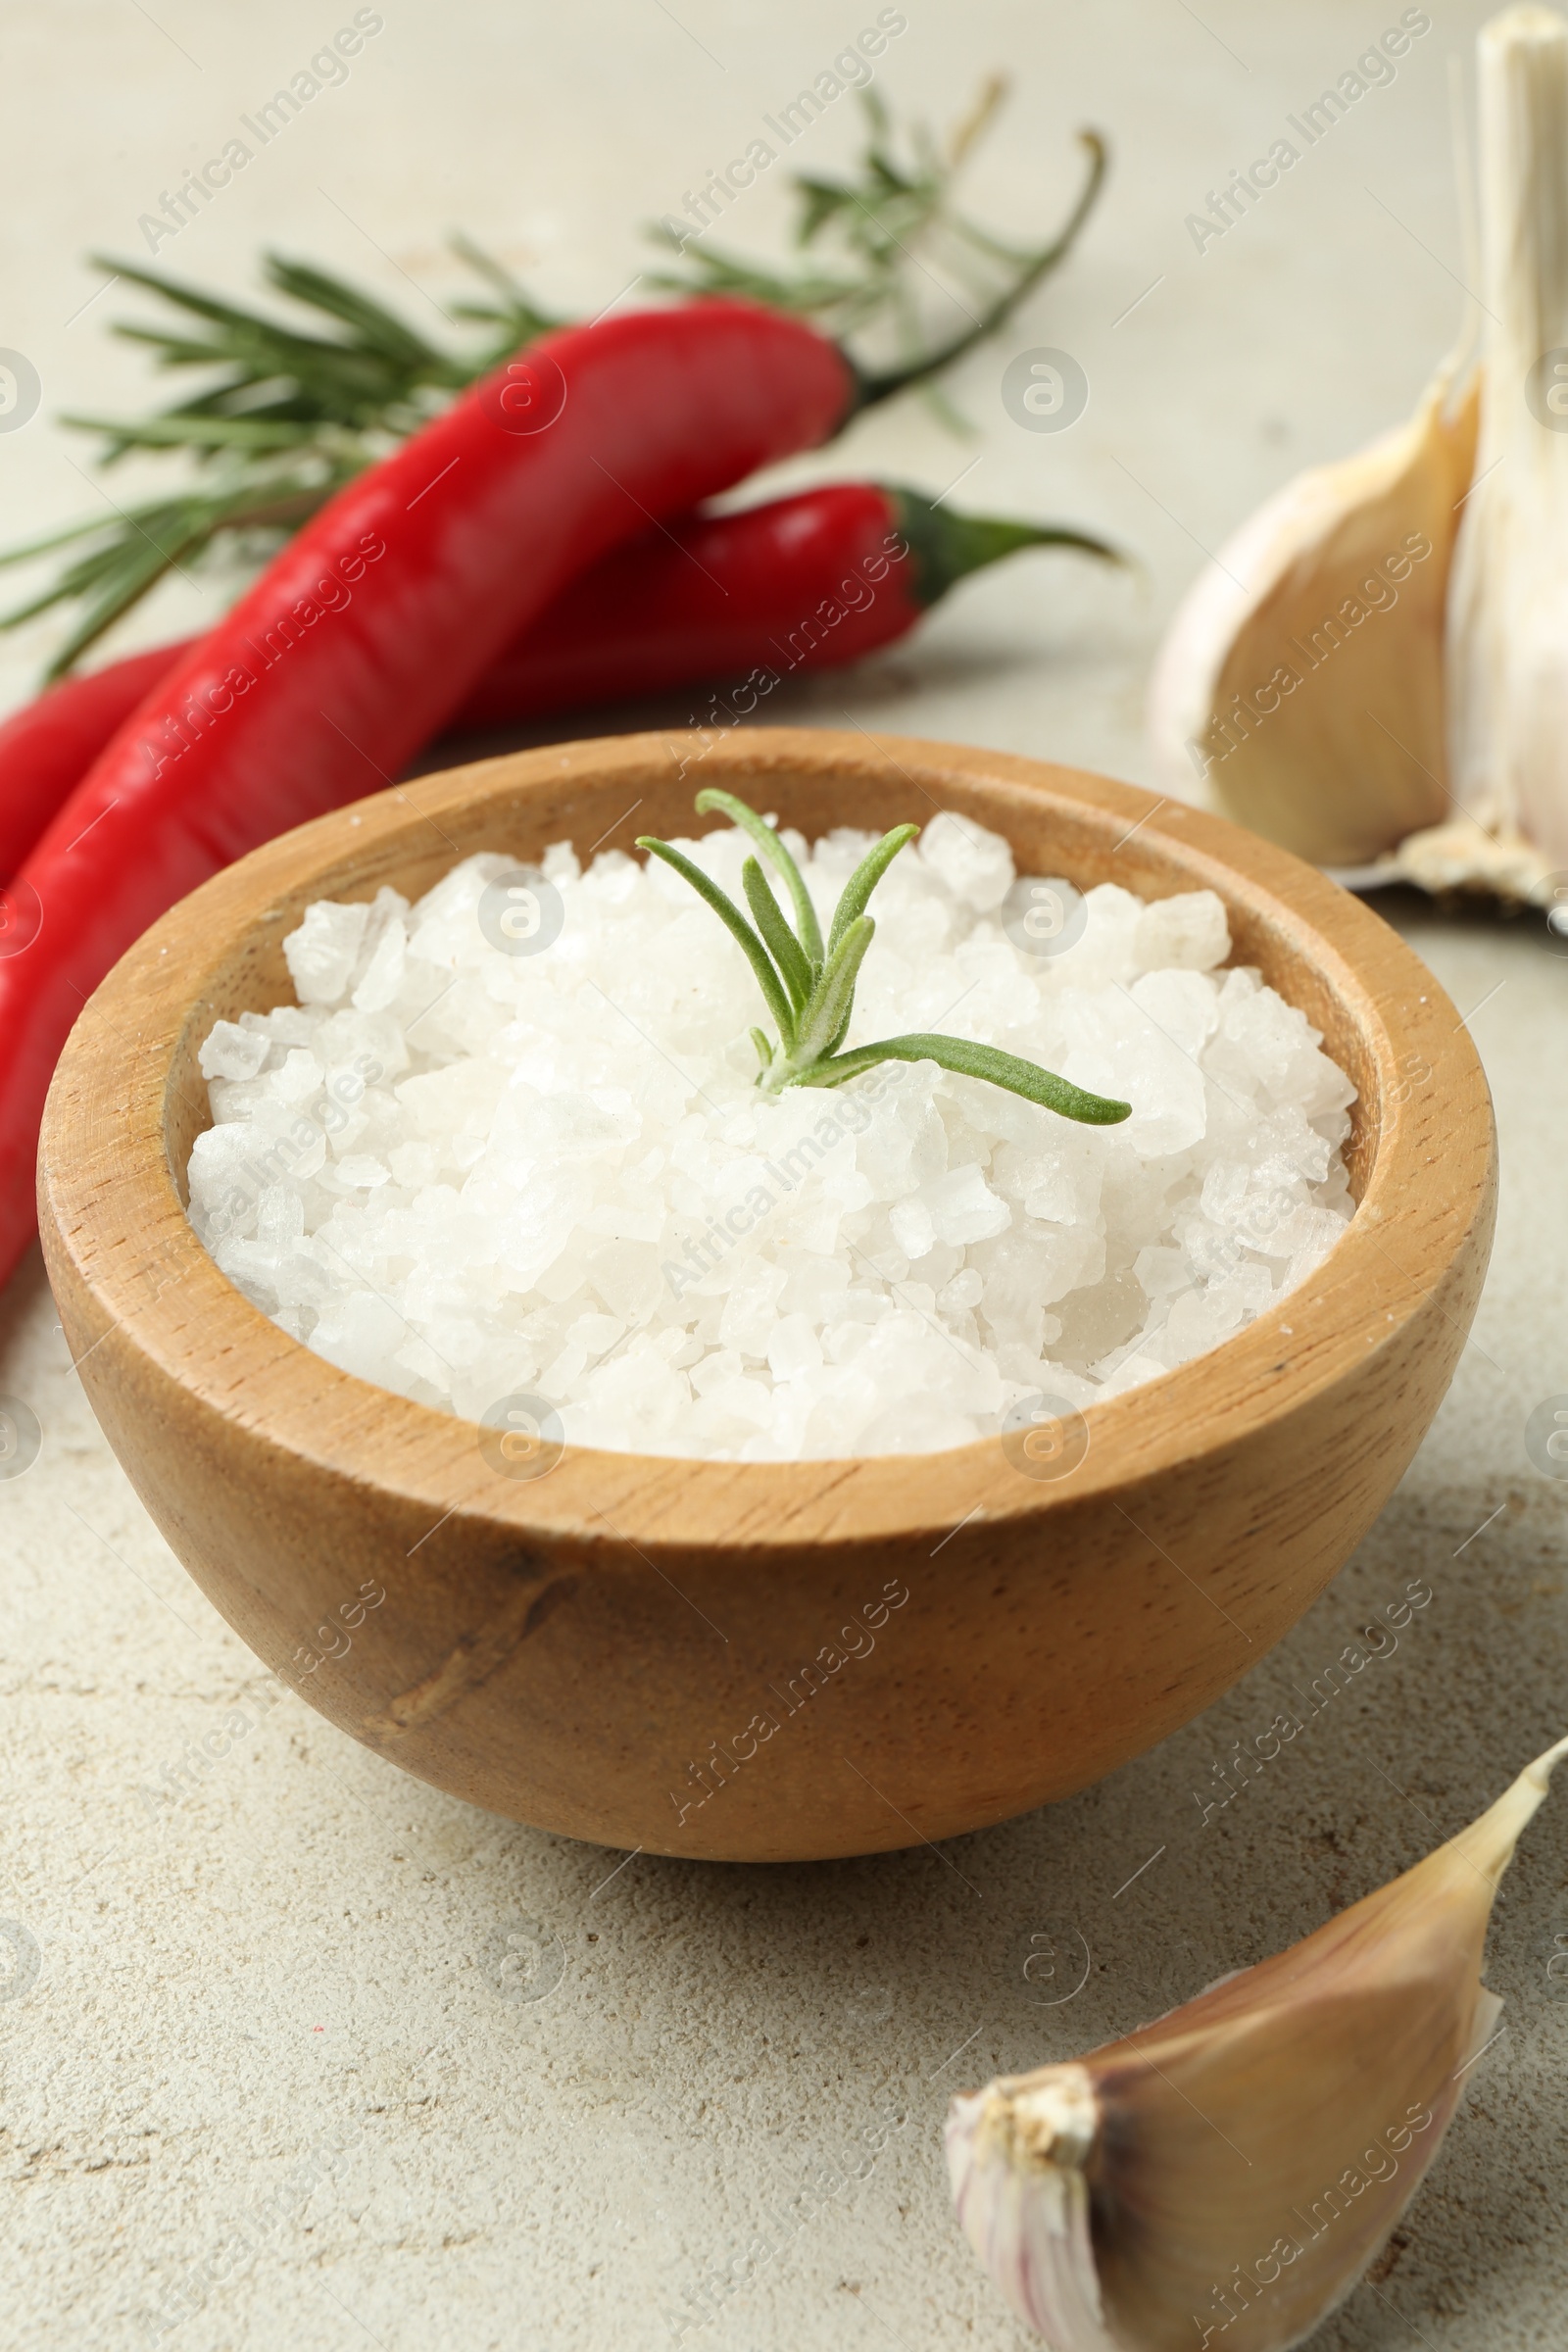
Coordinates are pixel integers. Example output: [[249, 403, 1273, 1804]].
[[948, 1732, 1567, 2350], [1149, 4, 1568, 903]]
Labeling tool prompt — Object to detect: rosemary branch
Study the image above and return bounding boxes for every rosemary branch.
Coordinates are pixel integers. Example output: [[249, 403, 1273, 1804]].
[[638, 790, 1132, 1125]]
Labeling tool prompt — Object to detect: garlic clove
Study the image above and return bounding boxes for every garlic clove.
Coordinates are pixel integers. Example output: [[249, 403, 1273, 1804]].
[[1446, 6, 1568, 869], [1146, 362, 1478, 871], [948, 1734, 1567, 2351]]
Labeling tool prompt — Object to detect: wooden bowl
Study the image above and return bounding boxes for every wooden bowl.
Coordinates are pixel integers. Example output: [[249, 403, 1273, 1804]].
[[38, 729, 1494, 1862]]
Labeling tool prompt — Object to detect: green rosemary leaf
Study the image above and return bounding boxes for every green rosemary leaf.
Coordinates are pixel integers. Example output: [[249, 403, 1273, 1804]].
[[90, 256, 286, 335], [58, 412, 324, 453], [636, 836, 796, 1046], [793, 174, 865, 246], [108, 325, 270, 367], [445, 231, 563, 342], [4, 470, 344, 675], [795, 915, 875, 1064], [104, 308, 426, 432], [260, 256, 447, 370], [827, 822, 919, 954], [800, 1034, 1131, 1124], [642, 231, 863, 318], [860, 85, 894, 145], [94, 247, 483, 425], [0, 510, 135, 568], [742, 858, 812, 1009], [694, 788, 823, 966], [853, 128, 1107, 411], [649, 788, 1128, 1125], [31, 524, 206, 679], [0, 541, 136, 630]]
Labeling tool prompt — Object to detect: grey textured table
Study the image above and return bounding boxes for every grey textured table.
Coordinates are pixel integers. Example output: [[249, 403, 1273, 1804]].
[[3, 6, 1564, 2348]]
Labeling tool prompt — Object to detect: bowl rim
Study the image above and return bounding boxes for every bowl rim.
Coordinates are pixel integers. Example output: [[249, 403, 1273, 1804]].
[[38, 725, 1495, 1554]]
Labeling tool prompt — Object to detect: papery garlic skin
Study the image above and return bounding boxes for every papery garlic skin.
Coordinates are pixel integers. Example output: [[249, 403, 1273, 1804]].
[[948, 1735, 1568, 2352], [1446, 6, 1568, 869]]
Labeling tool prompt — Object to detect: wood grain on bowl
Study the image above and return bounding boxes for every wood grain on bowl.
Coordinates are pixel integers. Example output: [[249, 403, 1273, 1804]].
[[37, 730, 1495, 1861]]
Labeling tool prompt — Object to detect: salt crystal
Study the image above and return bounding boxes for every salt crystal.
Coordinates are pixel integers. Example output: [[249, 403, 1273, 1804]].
[[352, 916, 407, 1012], [767, 1313, 823, 1382], [333, 1154, 391, 1191], [917, 811, 1014, 911], [198, 1020, 271, 1082], [889, 1195, 937, 1261], [188, 814, 1357, 1459], [283, 900, 368, 1004], [274, 1048, 322, 1104], [922, 1163, 1011, 1248], [1134, 889, 1230, 973]]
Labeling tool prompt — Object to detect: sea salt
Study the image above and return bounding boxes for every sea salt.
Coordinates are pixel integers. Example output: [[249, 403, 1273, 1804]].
[[185, 814, 1356, 1460]]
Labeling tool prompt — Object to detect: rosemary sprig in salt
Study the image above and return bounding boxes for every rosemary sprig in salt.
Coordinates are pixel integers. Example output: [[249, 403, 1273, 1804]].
[[639, 789, 1132, 1123]]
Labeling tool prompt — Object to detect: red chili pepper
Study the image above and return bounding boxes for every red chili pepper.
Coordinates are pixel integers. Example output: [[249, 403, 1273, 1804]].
[[0, 485, 1111, 878], [2, 301, 853, 1287], [459, 481, 1113, 726], [0, 643, 178, 887]]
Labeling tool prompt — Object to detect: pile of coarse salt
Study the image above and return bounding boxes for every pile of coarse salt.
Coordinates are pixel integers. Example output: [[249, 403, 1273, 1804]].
[[186, 813, 1356, 1460]]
